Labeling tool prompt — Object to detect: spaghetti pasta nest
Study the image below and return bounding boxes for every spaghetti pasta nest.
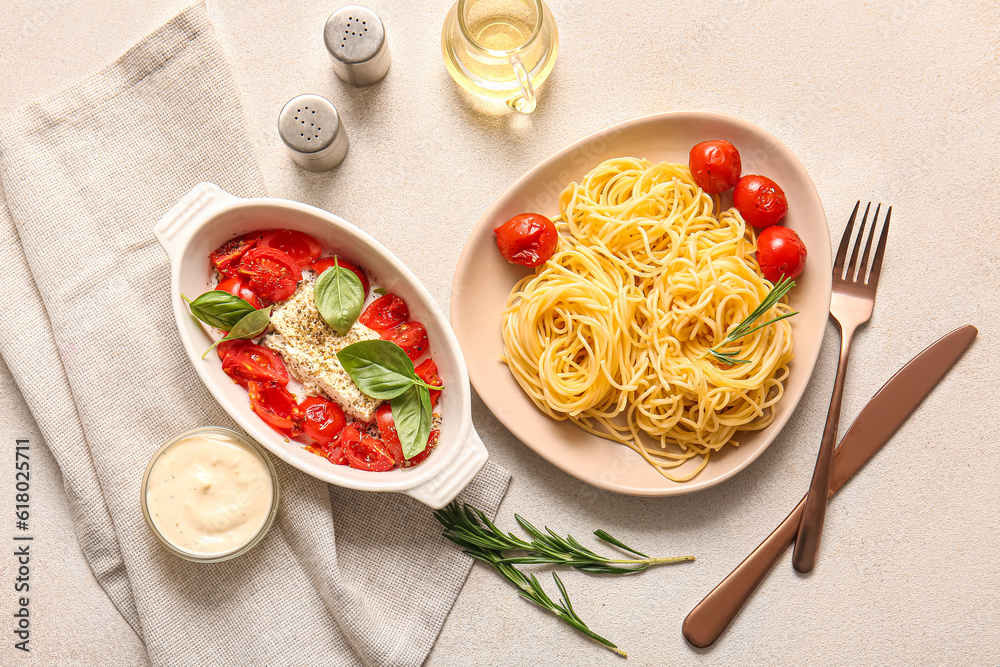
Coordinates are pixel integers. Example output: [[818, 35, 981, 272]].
[[501, 157, 794, 481]]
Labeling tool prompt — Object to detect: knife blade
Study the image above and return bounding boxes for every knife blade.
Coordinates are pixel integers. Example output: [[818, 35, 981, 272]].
[[682, 324, 977, 649]]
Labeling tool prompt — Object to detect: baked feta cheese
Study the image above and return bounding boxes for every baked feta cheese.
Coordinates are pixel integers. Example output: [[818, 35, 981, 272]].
[[263, 280, 382, 422]]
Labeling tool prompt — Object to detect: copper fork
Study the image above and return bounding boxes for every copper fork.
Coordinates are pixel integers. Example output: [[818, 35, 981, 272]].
[[793, 202, 891, 573]]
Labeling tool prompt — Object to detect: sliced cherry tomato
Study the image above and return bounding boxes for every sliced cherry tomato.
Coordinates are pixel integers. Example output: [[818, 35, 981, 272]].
[[310, 257, 370, 296], [210, 233, 260, 278], [375, 404, 406, 465], [223, 343, 289, 387], [756, 226, 807, 283], [326, 446, 347, 466], [337, 423, 392, 471], [305, 440, 348, 466], [216, 338, 251, 362], [382, 321, 429, 361], [217, 276, 264, 309], [733, 175, 788, 228], [414, 359, 443, 407], [300, 396, 347, 446], [258, 229, 322, 268], [344, 434, 396, 472], [223, 367, 250, 389], [337, 423, 363, 448], [494, 213, 558, 267], [689, 140, 742, 194], [238, 247, 303, 303], [402, 429, 440, 468], [358, 293, 409, 332], [248, 381, 303, 436]]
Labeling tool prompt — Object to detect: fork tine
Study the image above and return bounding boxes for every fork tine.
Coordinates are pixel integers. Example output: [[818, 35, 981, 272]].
[[845, 202, 871, 281], [857, 203, 881, 282], [866, 206, 891, 290], [834, 201, 861, 276]]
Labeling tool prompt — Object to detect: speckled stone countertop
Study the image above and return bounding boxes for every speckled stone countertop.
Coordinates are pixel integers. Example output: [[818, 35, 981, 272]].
[[1, 0, 998, 664]]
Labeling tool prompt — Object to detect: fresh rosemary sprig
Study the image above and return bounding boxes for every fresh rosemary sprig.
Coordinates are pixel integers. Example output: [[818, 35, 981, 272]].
[[462, 542, 627, 656], [706, 275, 799, 365], [436, 502, 694, 573], [433, 502, 695, 656]]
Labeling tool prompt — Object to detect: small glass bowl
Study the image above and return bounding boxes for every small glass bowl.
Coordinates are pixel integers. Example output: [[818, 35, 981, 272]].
[[140, 426, 280, 563]]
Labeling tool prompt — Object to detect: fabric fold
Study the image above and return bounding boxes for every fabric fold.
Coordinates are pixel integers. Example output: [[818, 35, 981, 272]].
[[0, 3, 508, 665], [0, 200, 143, 635]]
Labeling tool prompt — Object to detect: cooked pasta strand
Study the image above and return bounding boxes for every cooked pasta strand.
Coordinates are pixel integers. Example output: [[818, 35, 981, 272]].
[[501, 158, 794, 482]]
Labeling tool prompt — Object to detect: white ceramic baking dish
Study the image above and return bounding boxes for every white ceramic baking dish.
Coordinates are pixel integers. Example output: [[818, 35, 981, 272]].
[[154, 182, 488, 509]]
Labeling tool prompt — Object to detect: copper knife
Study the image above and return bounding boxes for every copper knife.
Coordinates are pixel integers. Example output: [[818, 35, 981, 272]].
[[682, 324, 978, 649]]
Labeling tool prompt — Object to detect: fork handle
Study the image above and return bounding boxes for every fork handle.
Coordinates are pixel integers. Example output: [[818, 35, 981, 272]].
[[793, 324, 856, 573]]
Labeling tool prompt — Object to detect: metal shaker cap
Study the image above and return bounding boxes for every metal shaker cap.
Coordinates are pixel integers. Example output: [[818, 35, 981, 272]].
[[278, 94, 348, 172], [324, 5, 390, 86]]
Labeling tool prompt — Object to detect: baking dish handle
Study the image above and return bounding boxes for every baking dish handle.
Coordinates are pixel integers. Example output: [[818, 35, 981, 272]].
[[405, 427, 489, 509], [154, 182, 239, 262]]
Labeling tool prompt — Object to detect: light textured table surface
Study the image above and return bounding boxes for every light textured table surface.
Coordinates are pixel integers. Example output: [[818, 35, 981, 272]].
[[2, 0, 999, 664]]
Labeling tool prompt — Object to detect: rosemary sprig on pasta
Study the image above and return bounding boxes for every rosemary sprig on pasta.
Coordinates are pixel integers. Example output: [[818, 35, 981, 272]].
[[706, 276, 798, 365]]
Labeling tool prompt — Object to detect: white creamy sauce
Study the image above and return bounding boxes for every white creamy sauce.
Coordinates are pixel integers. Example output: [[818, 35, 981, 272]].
[[145, 432, 273, 556]]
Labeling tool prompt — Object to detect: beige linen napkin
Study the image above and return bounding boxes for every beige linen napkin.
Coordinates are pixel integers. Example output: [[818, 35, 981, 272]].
[[0, 3, 508, 665]]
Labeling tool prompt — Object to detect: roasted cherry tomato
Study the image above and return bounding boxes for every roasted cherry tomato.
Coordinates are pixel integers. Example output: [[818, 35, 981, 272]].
[[733, 175, 788, 228], [258, 229, 322, 268], [374, 404, 406, 465], [210, 233, 260, 278], [344, 434, 396, 472], [248, 381, 303, 436], [326, 446, 348, 466], [494, 213, 558, 267], [689, 140, 742, 194], [216, 338, 251, 362], [223, 343, 289, 387], [238, 246, 302, 303], [310, 257, 370, 296], [382, 321, 429, 361], [358, 293, 409, 332], [336, 423, 363, 447], [306, 439, 348, 465], [756, 226, 807, 283], [401, 429, 439, 468], [318, 423, 359, 466], [414, 359, 443, 407], [300, 396, 346, 446], [217, 276, 264, 309]]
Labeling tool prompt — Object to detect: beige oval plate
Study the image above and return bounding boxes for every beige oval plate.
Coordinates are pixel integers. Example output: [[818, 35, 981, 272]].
[[452, 111, 832, 495]]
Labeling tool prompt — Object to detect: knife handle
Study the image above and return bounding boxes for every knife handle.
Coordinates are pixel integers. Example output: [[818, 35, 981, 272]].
[[682, 497, 806, 648], [683, 324, 977, 649]]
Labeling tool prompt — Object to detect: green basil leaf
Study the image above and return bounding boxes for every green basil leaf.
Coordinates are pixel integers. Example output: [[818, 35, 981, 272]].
[[337, 340, 421, 399], [202, 306, 272, 359], [184, 290, 256, 330], [391, 384, 432, 459], [373, 287, 388, 296], [314, 261, 364, 336]]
